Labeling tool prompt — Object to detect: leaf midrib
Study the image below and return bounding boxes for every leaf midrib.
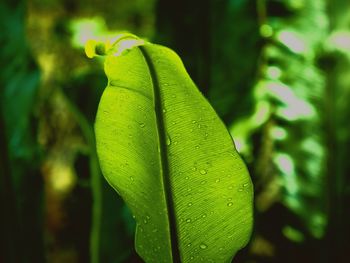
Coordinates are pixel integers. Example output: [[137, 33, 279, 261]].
[[139, 46, 181, 263]]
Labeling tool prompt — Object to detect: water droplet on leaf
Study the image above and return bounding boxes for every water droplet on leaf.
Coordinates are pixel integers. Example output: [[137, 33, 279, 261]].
[[166, 135, 171, 146], [199, 169, 207, 175], [199, 243, 207, 249]]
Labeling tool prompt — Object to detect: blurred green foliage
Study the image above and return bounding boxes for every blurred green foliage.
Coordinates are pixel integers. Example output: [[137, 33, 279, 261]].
[[1, 0, 350, 262], [0, 1, 43, 262]]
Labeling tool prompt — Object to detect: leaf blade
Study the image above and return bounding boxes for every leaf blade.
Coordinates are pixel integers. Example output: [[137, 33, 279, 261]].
[[94, 35, 253, 263]]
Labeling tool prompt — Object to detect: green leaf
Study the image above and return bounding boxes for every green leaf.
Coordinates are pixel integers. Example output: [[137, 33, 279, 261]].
[[92, 34, 253, 263]]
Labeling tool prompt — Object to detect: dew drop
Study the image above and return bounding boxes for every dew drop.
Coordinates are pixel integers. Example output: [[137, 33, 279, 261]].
[[238, 188, 243, 192], [219, 247, 224, 251], [201, 214, 207, 218], [227, 202, 233, 207], [198, 124, 202, 128], [192, 120, 197, 124], [152, 229, 158, 233], [174, 141, 178, 145], [130, 176, 134, 181], [199, 243, 207, 249], [192, 167, 197, 171], [195, 145, 200, 149], [139, 123, 145, 128], [187, 243, 192, 247], [166, 135, 171, 146], [227, 198, 232, 201], [190, 256, 194, 260], [185, 176, 189, 180], [205, 133, 208, 137], [243, 183, 249, 187], [215, 179, 220, 183], [201, 180, 207, 185], [186, 218, 192, 223], [199, 169, 207, 175], [162, 108, 167, 113], [187, 202, 193, 207]]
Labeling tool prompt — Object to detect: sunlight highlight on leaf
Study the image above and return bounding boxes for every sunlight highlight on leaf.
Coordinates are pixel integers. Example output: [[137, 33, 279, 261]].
[[277, 31, 307, 53], [270, 127, 287, 140], [327, 31, 350, 53], [266, 66, 282, 80], [266, 82, 316, 120], [85, 34, 145, 58], [274, 153, 297, 196], [70, 17, 108, 47]]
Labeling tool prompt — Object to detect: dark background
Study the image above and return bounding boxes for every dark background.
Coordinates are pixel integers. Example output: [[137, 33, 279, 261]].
[[1, 0, 350, 262]]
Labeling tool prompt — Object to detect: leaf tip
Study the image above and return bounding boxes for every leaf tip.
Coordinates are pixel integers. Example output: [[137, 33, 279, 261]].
[[85, 39, 106, 58], [85, 33, 145, 59]]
